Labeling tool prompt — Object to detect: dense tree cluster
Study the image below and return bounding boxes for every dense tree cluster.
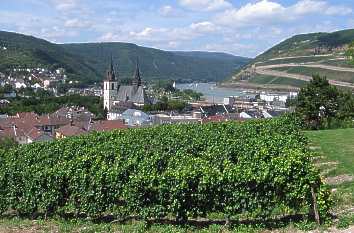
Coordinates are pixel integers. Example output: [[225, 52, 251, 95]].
[[293, 75, 354, 129], [0, 94, 104, 118]]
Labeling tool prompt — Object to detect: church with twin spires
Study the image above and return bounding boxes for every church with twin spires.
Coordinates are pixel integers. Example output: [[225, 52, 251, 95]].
[[103, 57, 148, 111]]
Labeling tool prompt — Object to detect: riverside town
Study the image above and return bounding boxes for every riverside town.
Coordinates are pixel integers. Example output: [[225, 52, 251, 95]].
[[0, 0, 354, 232]]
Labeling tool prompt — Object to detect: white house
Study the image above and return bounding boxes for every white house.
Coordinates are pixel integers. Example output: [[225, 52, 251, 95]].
[[239, 112, 253, 119], [15, 81, 27, 89]]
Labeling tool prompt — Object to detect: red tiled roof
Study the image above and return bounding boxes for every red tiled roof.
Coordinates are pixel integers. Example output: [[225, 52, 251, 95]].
[[16, 112, 39, 119], [27, 127, 46, 140], [56, 124, 86, 137], [0, 127, 16, 139], [202, 115, 228, 123], [37, 115, 70, 126], [90, 120, 127, 132]]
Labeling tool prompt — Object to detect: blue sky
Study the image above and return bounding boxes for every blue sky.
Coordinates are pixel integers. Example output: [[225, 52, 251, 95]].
[[1, 0, 353, 57]]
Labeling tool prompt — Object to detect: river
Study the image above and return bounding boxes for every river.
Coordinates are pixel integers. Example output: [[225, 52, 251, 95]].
[[176, 83, 255, 104]]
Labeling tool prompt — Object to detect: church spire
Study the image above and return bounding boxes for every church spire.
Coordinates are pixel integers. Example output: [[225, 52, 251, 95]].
[[132, 57, 142, 86], [107, 54, 116, 81]]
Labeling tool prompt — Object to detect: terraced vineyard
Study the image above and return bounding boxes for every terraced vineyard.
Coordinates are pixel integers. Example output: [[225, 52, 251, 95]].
[[228, 29, 354, 90]]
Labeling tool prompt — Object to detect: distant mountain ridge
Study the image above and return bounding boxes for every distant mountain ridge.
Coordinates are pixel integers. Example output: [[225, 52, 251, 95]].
[[0, 31, 250, 84], [227, 29, 354, 90]]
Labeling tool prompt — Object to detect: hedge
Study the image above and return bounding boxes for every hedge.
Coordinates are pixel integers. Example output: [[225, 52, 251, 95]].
[[0, 116, 331, 222]]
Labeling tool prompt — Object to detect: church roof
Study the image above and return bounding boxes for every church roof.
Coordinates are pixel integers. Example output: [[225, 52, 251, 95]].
[[117, 85, 146, 104]]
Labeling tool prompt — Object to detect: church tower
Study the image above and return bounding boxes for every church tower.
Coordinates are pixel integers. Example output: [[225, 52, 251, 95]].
[[103, 56, 119, 111], [132, 57, 142, 86]]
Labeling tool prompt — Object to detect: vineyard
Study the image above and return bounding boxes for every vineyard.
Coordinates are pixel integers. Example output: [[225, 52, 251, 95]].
[[0, 116, 332, 225]]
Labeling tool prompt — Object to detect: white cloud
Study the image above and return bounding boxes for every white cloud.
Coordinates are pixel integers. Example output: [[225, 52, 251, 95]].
[[291, 0, 352, 16], [291, 0, 327, 15], [179, 0, 232, 11], [129, 27, 167, 39], [190, 21, 217, 33], [325, 5, 352, 16], [98, 21, 219, 46], [2, 0, 353, 57], [215, 0, 353, 27], [167, 41, 181, 49], [64, 18, 92, 28], [216, 0, 286, 27], [51, 0, 78, 11], [159, 5, 180, 17], [40, 26, 78, 41]]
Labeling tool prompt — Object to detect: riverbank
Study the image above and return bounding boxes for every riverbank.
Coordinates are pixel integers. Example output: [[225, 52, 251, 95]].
[[176, 83, 254, 104], [176, 82, 298, 104], [218, 81, 301, 92]]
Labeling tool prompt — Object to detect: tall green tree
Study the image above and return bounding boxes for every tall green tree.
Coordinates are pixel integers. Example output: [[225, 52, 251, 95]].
[[346, 41, 354, 64], [295, 75, 339, 129]]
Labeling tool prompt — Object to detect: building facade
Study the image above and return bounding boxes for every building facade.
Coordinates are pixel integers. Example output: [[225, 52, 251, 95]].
[[103, 57, 148, 112]]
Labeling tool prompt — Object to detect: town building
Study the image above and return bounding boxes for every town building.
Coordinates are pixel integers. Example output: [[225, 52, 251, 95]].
[[119, 109, 152, 127], [103, 57, 148, 113]]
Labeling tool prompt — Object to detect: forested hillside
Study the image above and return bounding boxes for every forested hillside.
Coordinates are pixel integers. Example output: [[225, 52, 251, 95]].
[[0, 31, 250, 84]]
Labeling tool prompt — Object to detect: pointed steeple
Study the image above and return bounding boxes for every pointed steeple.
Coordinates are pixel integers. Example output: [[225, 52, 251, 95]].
[[132, 57, 142, 86], [107, 54, 116, 81]]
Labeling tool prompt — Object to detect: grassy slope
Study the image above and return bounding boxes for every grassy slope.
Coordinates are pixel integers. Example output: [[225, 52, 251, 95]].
[[305, 129, 354, 211], [257, 56, 335, 66], [306, 128, 354, 178], [248, 74, 307, 87], [272, 66, 354, 83]]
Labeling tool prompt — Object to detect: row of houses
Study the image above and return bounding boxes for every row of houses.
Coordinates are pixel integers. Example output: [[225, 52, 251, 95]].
[[0, 103, 286, 144], [106, 102, 286, 127], [0, 67, 66, 92], [0, 106, 127, 144]]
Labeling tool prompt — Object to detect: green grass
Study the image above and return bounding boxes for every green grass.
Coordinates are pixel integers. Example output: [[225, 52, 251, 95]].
[[320, 59, 354, 68], [305, 128, 354, 211], [306, 128, 354, 175], [257, 56, 333, 66], [272, 66, 354, 83], [248, 74, 307, 87], [0, 217, 267, 233]]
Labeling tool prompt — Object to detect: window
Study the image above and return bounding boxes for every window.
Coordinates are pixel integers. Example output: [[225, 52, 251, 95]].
[[112, 83, 114, 89]]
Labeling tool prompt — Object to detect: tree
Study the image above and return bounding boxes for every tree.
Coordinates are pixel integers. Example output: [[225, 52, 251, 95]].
[[346, 41, 354, 64], [294, 75, 339, 129], [337, 91, 354, 121]]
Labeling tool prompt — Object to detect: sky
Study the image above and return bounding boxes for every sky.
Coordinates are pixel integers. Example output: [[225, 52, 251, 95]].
[[0, 0, 353, 57]]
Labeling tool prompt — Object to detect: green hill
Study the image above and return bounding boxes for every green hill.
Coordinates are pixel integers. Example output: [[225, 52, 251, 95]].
[[0, 31, 250, 84], [227, 29, 354, 90], [0, 31, 98, 82]]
